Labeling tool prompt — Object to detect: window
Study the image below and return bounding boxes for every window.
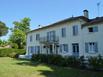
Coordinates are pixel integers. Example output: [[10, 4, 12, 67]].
[[63, 44, 68, 52], [28, 46, 34, 54], [73, 25, 78, 36], [61, 28, 66, 37], [47, 31, 55, 41], [88, 26, 98, 32], [85, 42, 98, 53], [30, 35, 32, 42], [60, 44, 68, 53], [35, 46, 40, 54], [36, 34, 40, 40]]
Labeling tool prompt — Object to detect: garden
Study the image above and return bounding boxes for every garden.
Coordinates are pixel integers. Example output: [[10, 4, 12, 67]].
[[0, 48, 103, 77]]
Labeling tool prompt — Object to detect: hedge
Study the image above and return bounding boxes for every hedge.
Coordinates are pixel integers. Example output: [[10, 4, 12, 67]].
[[31, 54, 103, 70], [0, 48, 25, 58], [31, 54, 81, 67]]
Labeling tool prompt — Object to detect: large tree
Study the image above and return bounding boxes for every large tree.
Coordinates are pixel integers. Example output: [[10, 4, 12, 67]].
[[0, 21, 8, 37], [9, 17, 31, 49]]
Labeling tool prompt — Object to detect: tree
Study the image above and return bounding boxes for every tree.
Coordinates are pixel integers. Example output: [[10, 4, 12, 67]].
[[0, 39, 9, 47], [0, 21, 8, 37], [9, 17, 31, 49]]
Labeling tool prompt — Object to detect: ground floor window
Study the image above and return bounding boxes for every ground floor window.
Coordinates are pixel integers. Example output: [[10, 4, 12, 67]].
[[28, 46, 35, 54], [35, 46, 40, 54], [28, 46, 40, 54], [60, 44, 68, 53], [85, 42, 98, 53]]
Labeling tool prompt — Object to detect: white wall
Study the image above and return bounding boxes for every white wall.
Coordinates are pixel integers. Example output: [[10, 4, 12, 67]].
[[82, 23, 103, 57], [26, 19, 103, 57]]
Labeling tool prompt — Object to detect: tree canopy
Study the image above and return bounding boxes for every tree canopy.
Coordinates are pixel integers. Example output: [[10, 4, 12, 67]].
[[9, 17, 31, 49], [0, 21, 8, 37]]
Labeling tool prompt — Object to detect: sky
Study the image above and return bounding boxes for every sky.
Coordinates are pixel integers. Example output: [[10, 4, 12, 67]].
[[0, 0, 103, 40]]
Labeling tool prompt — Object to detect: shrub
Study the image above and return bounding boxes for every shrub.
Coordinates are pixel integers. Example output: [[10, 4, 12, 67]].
[[79, 56, 86, 68], [46, 55, 64, 66], [66, 56, 80, 68], [0, 48, 25, 58], [88, 55, 103, 70], [11, 43, 18, 49], [31, 54, 80, 67]]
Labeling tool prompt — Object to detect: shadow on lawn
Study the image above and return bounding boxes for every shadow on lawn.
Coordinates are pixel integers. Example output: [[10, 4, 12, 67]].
[[15, 59, 41, 67], [15, 59, 103, 77]]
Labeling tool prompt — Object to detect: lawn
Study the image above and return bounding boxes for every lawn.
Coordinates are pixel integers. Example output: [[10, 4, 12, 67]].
[[0, 57, 103, 77]]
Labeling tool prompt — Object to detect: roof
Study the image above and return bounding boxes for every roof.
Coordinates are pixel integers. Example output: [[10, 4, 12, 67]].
[[27, 16, 88, 34], [82, 17, 103, 27]]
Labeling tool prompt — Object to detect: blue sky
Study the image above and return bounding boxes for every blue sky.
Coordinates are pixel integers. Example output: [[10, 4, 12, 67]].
[[0, 0, 103, 40]]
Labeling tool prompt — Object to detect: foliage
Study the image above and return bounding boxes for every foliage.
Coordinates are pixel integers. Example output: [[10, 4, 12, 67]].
[[88, 55, 103, 70], [31, 54, 80, 67], [10, 43, 18, 49], [0, 48, 25, 58], [9, 17, 31, 49], [0, 39, 9, 47], [0, 21, 8, 37], [31, 54, 103, 70], [66, 56, 80, 67]]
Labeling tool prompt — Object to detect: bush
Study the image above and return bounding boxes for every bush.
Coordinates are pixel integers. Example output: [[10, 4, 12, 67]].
[[11, 43, 18, 49], [66, 56, 80, 68], [31, 54, 80, 67], [0, 48, 25, 58], [88, 55, 103, 70]]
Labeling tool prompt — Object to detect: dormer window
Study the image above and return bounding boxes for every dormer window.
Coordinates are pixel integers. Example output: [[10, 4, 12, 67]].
[[88, 26, 98, 32]]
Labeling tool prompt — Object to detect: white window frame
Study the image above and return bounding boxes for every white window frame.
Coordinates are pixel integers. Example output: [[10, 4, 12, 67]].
[[85, 42, 98, 53]]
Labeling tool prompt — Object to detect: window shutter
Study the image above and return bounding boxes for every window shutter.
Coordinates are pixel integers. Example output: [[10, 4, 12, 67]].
[[65, 44, 68, 52], [93, 27, 98, 32], [85, 43, 88, 53], [73, 26, 75, 35], [94, 43, 98, 52], [60, 45, 62, 53]]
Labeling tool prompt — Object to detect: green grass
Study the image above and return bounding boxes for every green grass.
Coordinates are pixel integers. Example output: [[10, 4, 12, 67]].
[[0, 57, 103, 77]]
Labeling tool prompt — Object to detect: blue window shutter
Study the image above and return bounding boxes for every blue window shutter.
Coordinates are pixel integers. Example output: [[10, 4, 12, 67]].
[[61, 28, 66, 37], [60, 45, 62, 53], [93, 27, 98, 32], [73, 26, 75, 35], [85, 43, 88, 53], [61, 28, 63, 37], [65, 44, 68, 52], [94, 43, 98, 52], [35, 46, 37, 54]]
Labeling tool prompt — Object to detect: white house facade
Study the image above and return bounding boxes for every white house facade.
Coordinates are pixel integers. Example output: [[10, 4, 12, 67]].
[[24, 10, 103, 58]]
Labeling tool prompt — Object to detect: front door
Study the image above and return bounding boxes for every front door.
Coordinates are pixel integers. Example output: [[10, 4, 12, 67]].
[[72, 43, 79, 57]]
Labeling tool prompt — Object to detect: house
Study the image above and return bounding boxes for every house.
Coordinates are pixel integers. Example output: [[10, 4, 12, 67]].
[[23, 10, 103, 59]]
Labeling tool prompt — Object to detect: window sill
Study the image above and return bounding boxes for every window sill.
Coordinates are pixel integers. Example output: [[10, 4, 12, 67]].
[[86, 52, 97, 54]]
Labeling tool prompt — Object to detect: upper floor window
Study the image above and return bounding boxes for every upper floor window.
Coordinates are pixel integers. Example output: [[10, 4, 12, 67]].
[[88, 26, 98, 33], [47, 31, 55, 41], [36, 34, 40, 40], [30, 35, 32, 42], [85, 42, 98, 53], [61, 28, 66, 37], [73, 25, 78, 36]]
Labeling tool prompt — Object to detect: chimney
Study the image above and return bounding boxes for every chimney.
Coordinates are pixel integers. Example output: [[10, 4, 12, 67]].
[[83, 9, 89, 18]]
